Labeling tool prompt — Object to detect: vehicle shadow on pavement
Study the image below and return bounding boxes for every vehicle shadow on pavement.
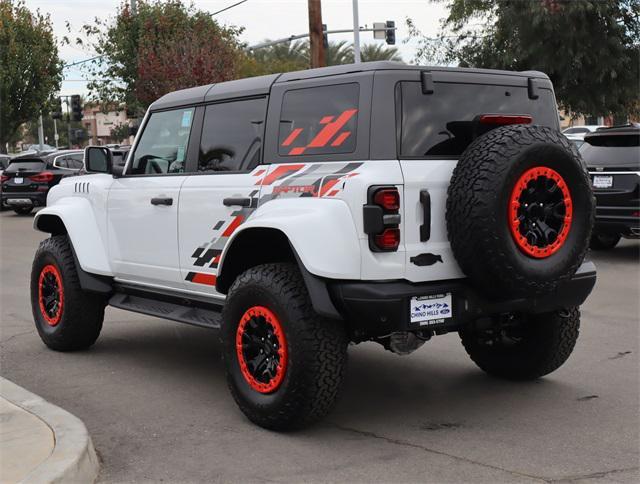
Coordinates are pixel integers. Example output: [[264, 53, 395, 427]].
[[88, 318, 575, 429], [589, 241, 640, 263]]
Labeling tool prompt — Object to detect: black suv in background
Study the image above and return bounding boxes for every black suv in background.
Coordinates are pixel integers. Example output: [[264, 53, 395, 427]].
[[582, 125, 640, 249], [0, 150, 84, 215]]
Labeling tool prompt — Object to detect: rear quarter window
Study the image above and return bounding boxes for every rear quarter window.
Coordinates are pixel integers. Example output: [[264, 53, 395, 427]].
[[278, 83, 359, 156], [399, 82, 559, 158]]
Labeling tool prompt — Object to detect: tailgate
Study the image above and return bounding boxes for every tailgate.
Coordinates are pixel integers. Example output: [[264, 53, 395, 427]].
[[400, 160, 464, 282]]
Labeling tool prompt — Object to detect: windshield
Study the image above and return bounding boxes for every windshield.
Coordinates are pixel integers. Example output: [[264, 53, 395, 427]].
[[6, 160, 46, 172], [580, 133, 640, 170]]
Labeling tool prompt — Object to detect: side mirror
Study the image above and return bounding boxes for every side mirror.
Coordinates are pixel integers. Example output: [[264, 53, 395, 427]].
[[84, 146, 112, 174]]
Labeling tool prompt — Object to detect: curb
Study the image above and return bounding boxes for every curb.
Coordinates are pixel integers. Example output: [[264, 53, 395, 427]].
[[0, 377, 99, 484]]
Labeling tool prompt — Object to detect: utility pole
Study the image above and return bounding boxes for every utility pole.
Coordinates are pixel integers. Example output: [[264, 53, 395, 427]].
[[352, 0, 361, 63], [53, 119, 59, 148], [130, 0, 137, 15], [37, 114, 45, 151], [308, 0, 326, 68]]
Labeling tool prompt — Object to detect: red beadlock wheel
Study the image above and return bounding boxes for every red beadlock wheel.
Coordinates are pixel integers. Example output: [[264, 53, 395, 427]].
[[235, 306, 288, 394], [38, 264, 64, 326], [508, 166, 573, 258]]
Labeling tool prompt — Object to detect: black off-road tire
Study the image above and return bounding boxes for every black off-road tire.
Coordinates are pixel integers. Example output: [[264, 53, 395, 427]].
[[31, 235, 106, 351], [446, 125, 594, 299], [460, 307, 580, 380], [590, 232, 621, 250], [221, 263, 348, 431], [14, 205, 34, 215]]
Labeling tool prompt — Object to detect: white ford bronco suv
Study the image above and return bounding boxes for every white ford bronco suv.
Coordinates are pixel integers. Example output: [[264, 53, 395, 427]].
[[30, 62, 596, 430]]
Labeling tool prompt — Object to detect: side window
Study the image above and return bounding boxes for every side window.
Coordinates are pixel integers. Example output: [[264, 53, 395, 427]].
[[56, 158, 68, 168], [278, 83, 359, 156], [198, 98, 267, 172], [130, 108, 194, 175], [69, 154, 84, 169]]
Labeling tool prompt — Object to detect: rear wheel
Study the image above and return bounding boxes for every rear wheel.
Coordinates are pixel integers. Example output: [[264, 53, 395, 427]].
[[459, 307, 580, 380], [31, 235, 106, 351], [590, 232, 621, 250], [14, 205, 33, 215], [221, 263, 348, 431]]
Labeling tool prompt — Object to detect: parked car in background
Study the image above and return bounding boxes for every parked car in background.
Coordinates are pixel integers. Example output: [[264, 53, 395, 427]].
[[0, 154, 11, 211], [0, 150, 84, 215], [563, 125, 605, 141], [582, 124, 640, 249]]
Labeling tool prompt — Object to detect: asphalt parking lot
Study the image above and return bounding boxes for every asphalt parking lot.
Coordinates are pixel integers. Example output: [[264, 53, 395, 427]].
[[1, 209, 638, 483]]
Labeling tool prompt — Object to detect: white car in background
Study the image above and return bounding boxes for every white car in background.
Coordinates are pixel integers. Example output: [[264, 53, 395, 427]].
[[562, 125, 605, 141]]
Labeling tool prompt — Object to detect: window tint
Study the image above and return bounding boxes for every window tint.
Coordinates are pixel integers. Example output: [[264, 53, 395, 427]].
[[130, 108, 194, 175], [6, 161, 45, 172], [199, 98, 267, 172], [399, 82, 559, 157], [580, 133, 640, 169], [278, 83, 359, 156]]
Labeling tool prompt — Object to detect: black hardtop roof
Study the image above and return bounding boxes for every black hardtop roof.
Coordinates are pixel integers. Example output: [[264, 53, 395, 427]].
[[149, 61, 550, 111]]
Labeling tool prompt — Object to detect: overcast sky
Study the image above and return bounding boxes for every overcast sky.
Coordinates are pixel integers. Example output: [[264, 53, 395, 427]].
[[24, 0, 448, 96]]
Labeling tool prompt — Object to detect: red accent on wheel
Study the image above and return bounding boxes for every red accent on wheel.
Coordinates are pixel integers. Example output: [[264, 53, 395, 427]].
[[508, 166, 573, 258], [235, 306, 288, 394], [38, 264, 64, 326]]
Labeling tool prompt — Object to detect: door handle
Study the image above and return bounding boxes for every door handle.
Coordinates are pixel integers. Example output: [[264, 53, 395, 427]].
[[150, 197, 173, 206], [223, 197, 251, 207], [419, 189, 431, 242]]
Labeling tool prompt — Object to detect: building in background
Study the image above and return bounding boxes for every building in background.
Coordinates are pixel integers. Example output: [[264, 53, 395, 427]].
[[82, 104, 133, 145]]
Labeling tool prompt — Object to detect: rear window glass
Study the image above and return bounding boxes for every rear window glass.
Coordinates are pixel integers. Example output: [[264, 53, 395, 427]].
[[399, 82, 559, 157], [580, 133, 640, 168], [6, 160, 45, 172], [278, 83, 359, 156]]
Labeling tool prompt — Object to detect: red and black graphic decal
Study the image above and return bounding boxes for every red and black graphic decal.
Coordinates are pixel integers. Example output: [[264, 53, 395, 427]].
[[281, 109, 358, 156], [185, 272, 217, 286], [185, 162, 362, 286]]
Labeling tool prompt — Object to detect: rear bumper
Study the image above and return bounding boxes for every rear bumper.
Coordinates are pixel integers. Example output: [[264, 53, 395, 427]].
[[1, 191, 47, 206], [329, 261, 597, 341], [593, 206, 640, 236]]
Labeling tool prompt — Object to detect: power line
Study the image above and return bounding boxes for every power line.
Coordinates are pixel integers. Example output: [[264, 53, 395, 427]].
[[63, 55, 104, 68], [210, 0, 248, 16]]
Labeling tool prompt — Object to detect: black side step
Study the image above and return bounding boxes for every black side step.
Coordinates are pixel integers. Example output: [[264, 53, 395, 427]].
[[109, 292, 222, 329]]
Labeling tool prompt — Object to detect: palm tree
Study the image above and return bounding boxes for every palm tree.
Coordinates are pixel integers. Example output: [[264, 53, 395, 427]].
[[360, 44, 403, 63], [325, 40, 354, 66]]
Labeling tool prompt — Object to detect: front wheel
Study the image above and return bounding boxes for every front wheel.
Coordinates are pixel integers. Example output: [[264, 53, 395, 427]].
[[460, 307, 580, 380], [31, 235, 106, 351], [221, 263, 348, 431]]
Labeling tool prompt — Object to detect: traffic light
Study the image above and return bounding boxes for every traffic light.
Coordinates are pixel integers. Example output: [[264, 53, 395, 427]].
[[322, 23, 328, 49], [51, 97, 63, 120], [70, 95, 83, 122], [385, 21, 395, 45]]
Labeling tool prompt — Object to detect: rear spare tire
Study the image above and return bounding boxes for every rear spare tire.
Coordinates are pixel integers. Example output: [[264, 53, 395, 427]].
[[447, 125, 594, 299]]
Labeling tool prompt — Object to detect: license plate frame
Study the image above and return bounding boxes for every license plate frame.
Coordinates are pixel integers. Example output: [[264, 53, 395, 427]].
[[592, 175, 613, 189], [410, 293, 453, 326], [6, 198, 32, 205]]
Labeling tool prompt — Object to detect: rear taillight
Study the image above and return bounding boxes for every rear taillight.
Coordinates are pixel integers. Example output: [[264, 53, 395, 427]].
[[29, 172, 54, 183], [479, 114, 533, 125], [363, 186, 401, 252], [373, 188, 400, 211], [0, 175, 9, 183], [375, 228, 401, 251]]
